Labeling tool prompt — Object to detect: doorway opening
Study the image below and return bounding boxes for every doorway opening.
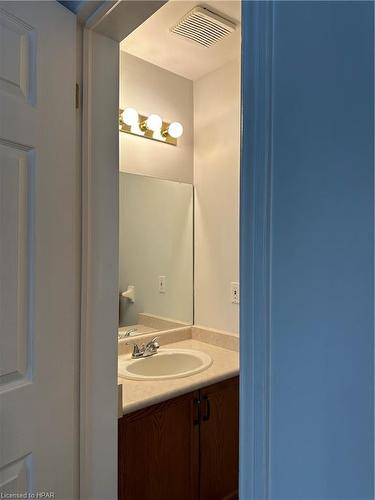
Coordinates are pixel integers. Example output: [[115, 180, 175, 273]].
[[117, 1, 241, 498]]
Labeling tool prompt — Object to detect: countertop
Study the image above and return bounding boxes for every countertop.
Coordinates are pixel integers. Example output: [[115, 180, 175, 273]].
[[118, 338, 239, 415]]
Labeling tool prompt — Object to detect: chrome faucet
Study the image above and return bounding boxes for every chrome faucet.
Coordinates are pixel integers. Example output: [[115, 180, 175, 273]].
[[128, 337, 160, 359], [118, 328, 138, 340]]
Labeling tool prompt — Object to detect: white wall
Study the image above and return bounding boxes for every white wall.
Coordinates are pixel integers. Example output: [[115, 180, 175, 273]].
[[119, 52, 194, 183], [119, 173, 193, 326], [194, 59, 241, 334]]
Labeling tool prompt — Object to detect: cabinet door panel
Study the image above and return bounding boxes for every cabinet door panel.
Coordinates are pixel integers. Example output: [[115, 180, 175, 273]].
[[200, 377, 239, 500], [118, 390, 199, 500]]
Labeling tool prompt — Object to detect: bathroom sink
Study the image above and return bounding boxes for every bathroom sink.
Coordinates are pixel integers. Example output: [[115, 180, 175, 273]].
[[118, 348, 212, 380]]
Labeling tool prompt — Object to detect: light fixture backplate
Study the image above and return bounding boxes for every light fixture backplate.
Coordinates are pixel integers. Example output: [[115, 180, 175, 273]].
[[119, 110, 177, 146]]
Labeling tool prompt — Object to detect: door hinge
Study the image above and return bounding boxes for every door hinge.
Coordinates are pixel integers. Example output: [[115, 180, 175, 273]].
[[75, 83, 80, 109]]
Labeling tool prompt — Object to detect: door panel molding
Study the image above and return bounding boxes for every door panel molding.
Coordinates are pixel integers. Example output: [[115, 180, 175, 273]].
[[0, 7, 36, 103], [0, 140, 34, 387], [0, 454, 31, 493], [240, 2, 274, 499]]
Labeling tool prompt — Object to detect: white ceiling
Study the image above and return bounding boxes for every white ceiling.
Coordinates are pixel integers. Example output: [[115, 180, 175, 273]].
[[120, 0, 241, 81]]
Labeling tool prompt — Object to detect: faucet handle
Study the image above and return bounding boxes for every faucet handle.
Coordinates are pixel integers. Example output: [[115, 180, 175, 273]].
[[126, 341, 143, 357], [148, 336, 160, 348]]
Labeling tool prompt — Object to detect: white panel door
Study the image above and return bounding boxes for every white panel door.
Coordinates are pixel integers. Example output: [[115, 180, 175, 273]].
[[0, 2, 79, 498]]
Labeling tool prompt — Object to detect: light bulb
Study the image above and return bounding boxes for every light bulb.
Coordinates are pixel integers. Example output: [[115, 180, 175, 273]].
[[146, 114, 162, 132], [122, 107, 138, 126], [168, 122, 183, 139]]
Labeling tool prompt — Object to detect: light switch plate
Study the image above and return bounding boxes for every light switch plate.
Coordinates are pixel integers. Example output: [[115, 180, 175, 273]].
[[231, 282, 240, 304]]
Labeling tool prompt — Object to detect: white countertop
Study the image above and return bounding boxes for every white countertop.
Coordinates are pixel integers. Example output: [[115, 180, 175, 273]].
[[118, 338, 239, 415]]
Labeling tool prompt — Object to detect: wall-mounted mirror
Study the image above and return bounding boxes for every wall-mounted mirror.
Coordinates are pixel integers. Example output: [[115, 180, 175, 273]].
[[119, 173, 193, 337]]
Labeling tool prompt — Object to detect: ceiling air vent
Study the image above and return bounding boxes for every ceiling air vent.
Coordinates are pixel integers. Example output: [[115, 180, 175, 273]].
[[170, 6, 236, 48]]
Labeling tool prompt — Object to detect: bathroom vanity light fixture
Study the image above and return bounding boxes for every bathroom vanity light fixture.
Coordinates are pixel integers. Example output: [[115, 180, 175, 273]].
[[119, 107, 183, 146], [163, 121, 184, 139], [122, 107, 139, 126], [142, 114, 163, 132]]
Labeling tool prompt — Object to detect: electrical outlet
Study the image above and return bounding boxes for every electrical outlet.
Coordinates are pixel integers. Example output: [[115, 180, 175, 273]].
[[231, 282, 240, 304], [159, 276, 166, 293]]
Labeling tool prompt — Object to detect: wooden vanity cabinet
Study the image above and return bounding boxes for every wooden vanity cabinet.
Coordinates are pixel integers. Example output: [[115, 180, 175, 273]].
[[118, 390, 200, 500], [118, 376, 239, 500], [199, 377, 239, 500]]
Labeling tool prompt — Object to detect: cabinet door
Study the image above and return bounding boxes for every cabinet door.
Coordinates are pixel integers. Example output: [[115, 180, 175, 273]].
[[118, 390, 200, 500], [199, 377, 239, 500]]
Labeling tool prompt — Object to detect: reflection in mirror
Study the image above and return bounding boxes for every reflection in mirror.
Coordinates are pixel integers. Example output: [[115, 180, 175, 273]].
[[119, 173, 193, 337]]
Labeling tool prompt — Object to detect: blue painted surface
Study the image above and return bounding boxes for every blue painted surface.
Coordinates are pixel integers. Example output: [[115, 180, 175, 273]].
[[239, 2, 274, 499], [270, 2, 374, 498], [240, 1, 374, 498]]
